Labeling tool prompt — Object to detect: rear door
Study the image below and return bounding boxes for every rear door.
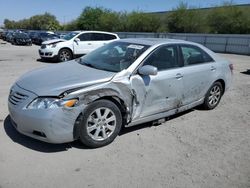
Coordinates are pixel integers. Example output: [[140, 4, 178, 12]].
[[90, 33, 118, 49], [74, 33, 117, 55], [179, 44, 217, 105], [90, 33, 108, 50]]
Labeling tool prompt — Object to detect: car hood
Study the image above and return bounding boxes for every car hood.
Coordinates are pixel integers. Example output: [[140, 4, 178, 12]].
[[42, 38, 65, 45], [16, 61, 116, 96]]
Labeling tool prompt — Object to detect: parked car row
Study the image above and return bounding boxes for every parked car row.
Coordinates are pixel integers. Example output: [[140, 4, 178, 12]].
[[0, 30, 62, 46]]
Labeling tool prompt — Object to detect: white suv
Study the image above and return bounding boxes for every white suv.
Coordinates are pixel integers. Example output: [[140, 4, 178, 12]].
[[39, 31, 119, 62]]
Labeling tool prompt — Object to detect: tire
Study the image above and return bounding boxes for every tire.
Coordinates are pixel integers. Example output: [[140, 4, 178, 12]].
[[203, 82, 223, 110], [58, 48, 73, 62], [12, 40, 16, 45], [79, 99, 122, 148]]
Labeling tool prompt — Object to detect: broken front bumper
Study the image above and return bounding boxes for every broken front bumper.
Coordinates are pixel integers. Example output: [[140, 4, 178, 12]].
[[8, 84, 82, 144]]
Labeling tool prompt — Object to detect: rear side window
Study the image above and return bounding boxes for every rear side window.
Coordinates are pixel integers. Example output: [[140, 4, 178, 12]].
[[78, 33, 92, 41], [103, 34, 117, 40], [91, 33, 104, 41], [91, 33, 117, 41], [180, 45, 214, 66]]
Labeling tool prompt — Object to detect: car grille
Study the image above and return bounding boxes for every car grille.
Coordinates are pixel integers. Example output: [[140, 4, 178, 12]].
[[41, 44, 46, 49], [8, 91, 29, 105]]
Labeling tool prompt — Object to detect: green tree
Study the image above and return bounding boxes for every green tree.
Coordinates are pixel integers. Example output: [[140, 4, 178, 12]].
[[4, 13, 60, 30], [4, 19, 16, 29], [62, 20, 78, 31], [99, 11, 121, 31], [29, 13, 60, 30], [125, 12, 161, 32], [207, 2, 250, 34], [167, 2, 205, 33], [77, 7, 104, 30]]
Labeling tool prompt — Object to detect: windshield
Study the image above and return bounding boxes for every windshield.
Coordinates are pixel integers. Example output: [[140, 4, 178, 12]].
[[78, 41, 150, 72], [15, 33, 29, 38], [63, 32, 79, 40], [40, 33, 49, 37]]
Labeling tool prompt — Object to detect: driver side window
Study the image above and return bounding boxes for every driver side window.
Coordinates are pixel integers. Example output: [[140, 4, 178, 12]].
[[144, 45, 179, 71]]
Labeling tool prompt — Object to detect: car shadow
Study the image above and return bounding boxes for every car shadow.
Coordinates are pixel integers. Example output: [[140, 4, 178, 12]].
[[4, 109, 195, 152], [119, 109, 194, 135], [241, 69, 250, 75], [3, 115, 90, 152], [36, 58, 58, 64]]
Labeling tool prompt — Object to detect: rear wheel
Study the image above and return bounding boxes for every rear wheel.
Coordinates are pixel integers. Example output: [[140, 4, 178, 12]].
[[79, 100, 122, 148], [203, 82, 223, 110], [58, 49, 73, 62]]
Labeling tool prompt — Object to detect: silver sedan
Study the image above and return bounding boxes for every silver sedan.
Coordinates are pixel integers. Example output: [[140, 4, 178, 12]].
[[8, 38, 233, 148]]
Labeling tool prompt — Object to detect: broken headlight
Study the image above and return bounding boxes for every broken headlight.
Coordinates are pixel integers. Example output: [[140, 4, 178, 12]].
[[27, 97, 78, 109]]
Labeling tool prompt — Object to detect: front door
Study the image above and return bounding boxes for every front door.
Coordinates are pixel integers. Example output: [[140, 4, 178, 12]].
[[73, 33, 93, 55], [130, 45, 184, 119]]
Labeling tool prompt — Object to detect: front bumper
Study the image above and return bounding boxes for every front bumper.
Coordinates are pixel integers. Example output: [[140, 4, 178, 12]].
[[39, 47, 59, 59], [8, 84, 81, 144]]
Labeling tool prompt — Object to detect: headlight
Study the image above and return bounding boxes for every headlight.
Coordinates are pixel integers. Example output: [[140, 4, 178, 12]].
[[47, 43, 57, 48], [27, 97, 78, 109]]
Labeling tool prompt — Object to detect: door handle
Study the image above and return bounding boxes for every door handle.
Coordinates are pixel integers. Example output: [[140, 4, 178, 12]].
[[87, 43, 92, 45], [175, 73, 183, 79], [210, 66, 216, 71]]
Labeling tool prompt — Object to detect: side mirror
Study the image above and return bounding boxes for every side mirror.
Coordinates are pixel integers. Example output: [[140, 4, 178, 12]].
[[74, 38, 80, 44], [138, 65, 158, 76]]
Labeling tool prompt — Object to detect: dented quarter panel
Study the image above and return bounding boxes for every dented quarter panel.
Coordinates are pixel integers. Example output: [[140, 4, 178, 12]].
[[65, 75, 134, 122]]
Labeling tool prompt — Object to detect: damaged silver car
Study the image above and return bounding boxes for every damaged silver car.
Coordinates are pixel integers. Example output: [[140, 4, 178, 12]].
[[8, 38, 233, 148]]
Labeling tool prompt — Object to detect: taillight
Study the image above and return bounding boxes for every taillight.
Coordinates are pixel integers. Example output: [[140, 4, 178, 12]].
[[229, 64, 233, 74]]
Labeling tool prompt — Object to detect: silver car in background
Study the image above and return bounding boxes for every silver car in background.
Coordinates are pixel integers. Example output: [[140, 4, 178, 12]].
[[8, 38, 233, 148]]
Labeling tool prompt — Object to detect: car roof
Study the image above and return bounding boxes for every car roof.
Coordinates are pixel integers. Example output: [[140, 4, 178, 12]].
[[73, 30, 118, 35], [119, 38, 195, 46]]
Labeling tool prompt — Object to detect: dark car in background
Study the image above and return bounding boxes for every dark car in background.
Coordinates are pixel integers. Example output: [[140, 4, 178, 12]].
[[1, 31, 8, 41], [0, 29, 4, 39], [55, 32, 67, 39], [12, 32, 32, 45], [33, 32, 59, 45], [28, 31, 38, 43], [5, 32, 15, 43]]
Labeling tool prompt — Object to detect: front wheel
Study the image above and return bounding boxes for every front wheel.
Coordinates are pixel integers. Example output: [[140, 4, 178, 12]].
[[58, 49, 73, 62], [79, 100, 122, 148], [203, 82, 223, 110]]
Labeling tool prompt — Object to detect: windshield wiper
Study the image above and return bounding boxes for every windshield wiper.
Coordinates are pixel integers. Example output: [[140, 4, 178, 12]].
[[84, 62, 95, 68], [79, 59, 96, 68], [78, 58, 118, 72]]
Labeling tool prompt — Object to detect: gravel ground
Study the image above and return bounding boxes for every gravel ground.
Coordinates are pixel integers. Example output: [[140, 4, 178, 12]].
[[0, 41, 249, 188]]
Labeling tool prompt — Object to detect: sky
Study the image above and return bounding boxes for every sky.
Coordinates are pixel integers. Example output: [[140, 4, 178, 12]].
[[0, 0, 249, 26]]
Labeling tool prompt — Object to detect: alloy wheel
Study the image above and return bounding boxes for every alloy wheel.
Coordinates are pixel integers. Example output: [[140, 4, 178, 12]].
[[86, 107, 116, 141], [59, 50, 71, 61], [208, 85, 221, 107]]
